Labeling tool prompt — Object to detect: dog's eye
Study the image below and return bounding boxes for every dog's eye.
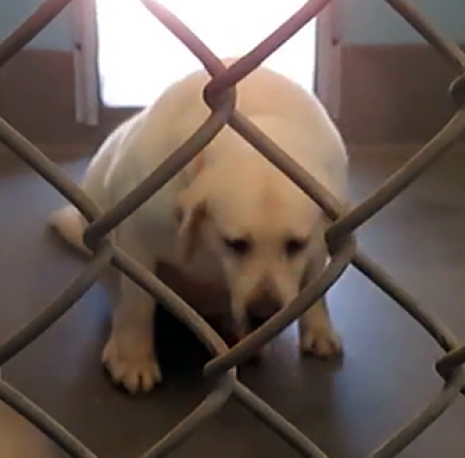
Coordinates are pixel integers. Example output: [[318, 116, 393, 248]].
[[285, 238, 308, 256], [223, 237, 252, 255]]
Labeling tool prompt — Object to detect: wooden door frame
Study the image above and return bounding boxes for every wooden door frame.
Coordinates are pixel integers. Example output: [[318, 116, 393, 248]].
[[315, 0, 342, 121], [72, 0, 100, 126]]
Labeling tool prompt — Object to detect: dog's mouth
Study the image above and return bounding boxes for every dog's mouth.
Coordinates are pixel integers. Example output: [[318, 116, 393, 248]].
[[246, 313, 273, 332]]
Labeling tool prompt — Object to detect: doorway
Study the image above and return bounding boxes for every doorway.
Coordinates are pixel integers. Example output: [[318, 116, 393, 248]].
[[95, 0, 318, 108]]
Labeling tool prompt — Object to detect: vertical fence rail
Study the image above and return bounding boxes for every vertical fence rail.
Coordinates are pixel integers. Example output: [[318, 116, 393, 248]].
[[0, 0, 464, 457]]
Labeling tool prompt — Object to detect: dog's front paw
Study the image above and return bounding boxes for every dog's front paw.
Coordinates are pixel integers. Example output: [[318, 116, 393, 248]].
[[102, 335, 162, 394], [300, 329, 343, 359]]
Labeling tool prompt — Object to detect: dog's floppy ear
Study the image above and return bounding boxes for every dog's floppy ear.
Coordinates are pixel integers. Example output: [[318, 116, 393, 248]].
[[175, 179, 209, 262]]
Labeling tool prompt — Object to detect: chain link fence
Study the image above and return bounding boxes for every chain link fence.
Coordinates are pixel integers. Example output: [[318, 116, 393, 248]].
[[0, 0, 464, 457]]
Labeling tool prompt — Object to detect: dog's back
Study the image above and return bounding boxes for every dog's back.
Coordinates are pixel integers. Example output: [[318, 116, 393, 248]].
[[126, 59, 346, 174]]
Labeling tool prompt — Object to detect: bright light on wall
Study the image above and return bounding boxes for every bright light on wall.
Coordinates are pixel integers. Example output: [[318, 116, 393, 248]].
[[96, 0, 316, 107]]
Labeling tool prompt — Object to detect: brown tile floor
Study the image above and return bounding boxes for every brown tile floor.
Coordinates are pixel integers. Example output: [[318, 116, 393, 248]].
[[0, 148, 464, 458]]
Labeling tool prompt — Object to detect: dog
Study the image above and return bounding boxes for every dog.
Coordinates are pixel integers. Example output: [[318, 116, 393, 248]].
[[48, 57, 348, 394]]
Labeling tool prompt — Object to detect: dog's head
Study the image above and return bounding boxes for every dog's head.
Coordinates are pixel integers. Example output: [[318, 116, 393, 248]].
[[175, 135, 325, 332]]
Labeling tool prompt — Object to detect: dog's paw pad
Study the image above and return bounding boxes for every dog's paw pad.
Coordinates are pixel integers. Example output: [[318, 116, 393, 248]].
[[102, 337, 162, 394], [300, 330, 343, 359]]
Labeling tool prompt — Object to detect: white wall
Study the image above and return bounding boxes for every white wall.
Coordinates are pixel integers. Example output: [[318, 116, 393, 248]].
[[340, 0, 465, 45], [1, 1, 463, 51], [0, 0, 73, 50]]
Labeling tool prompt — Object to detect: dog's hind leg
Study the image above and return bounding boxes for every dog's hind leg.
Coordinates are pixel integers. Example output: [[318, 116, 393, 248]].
[[48, 205, 91, 256]]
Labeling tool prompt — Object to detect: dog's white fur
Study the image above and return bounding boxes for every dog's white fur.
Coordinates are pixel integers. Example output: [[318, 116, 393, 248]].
[[48, 58, 348, 394]]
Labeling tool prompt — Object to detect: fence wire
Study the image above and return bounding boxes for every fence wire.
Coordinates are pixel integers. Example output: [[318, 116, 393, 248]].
[[0, 0, 464, 457]]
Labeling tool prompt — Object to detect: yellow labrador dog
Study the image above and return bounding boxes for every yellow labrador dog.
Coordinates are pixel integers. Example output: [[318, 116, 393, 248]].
[[49, 58, 348, 394]]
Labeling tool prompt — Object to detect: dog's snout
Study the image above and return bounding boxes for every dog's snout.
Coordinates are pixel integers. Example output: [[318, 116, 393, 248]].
[[246, 285, 282, 327]]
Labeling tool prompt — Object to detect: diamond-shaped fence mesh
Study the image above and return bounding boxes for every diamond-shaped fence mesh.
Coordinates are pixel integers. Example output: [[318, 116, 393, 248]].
[[0, 0, 464, 457]]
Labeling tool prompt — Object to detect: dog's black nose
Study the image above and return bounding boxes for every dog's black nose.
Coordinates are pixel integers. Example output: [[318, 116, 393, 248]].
[[246, 288, 282, 329]]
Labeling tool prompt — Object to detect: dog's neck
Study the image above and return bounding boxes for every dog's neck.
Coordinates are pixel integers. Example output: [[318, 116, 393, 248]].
[[182, 149, 207, 187]]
